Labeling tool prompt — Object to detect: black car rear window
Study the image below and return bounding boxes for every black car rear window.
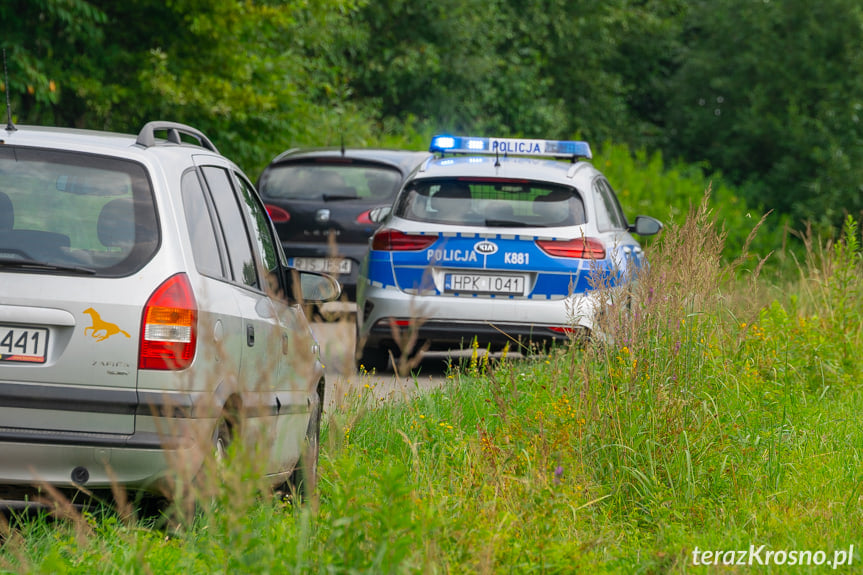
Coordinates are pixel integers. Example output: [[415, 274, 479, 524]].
[[394, 178, 587, 228], [258, 162, 402, 202], [0, 146, 158, 276]]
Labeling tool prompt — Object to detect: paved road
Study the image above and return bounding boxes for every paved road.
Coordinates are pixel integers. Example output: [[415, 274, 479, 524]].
[[310, 319, 455, 411]]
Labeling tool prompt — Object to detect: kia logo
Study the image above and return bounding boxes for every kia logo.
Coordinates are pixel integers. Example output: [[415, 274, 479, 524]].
[[474, 240, 498, 255]]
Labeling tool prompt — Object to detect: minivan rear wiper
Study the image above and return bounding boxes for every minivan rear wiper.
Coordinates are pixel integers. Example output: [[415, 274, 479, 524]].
[[0, 258, 97, 275]]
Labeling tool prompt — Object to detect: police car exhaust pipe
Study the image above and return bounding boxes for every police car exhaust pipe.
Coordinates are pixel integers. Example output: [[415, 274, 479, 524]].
[[71, 466, 90, 485]]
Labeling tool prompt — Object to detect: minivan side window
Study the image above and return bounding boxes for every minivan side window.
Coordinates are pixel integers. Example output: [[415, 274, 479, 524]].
[[181, 170, 225, 279], [234, 172, 279, 274], [201, 166, 259, 290]]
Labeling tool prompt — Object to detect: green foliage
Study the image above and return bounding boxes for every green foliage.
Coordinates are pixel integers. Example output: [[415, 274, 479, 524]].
[[339, 0, 655, 142], [109, 0, 379, 175], [2, 0, 379, 175], [0, 0, 107, 124], [594, 141, 787, 263], [665, 0, 863, 230]]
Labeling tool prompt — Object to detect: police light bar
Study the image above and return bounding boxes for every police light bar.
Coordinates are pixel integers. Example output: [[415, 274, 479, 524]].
[[429, 135, 592, 160]]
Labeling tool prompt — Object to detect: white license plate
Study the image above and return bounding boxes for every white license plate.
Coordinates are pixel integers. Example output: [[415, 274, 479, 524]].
[[291, 257, 351, 274], [444, 273, 526, 295], [0, 325, 49, 363]]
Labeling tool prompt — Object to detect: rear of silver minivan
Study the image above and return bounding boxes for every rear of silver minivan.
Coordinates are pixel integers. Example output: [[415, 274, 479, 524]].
[[0, 126, 321, 497]]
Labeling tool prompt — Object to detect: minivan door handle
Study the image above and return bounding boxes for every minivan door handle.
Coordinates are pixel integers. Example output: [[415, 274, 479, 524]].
[[246, 324, 255, 347]]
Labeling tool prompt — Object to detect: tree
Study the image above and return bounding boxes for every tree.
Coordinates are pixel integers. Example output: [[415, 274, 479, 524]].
[[2, 0, 376, 175], [665, 0, 863, 229], [0, 0, 107, 126], [340, 0, 653, 141]]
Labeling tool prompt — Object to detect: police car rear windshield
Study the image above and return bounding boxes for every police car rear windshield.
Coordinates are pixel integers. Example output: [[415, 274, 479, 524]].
[[258, 163, 402, 202], [394, 179, 586, 227]]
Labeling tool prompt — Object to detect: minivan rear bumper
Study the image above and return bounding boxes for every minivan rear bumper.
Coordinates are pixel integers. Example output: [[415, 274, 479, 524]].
[[0, 433, 192, 490]]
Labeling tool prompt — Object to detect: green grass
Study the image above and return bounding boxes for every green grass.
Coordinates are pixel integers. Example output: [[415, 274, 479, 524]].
[[3, 209, 862, 573]]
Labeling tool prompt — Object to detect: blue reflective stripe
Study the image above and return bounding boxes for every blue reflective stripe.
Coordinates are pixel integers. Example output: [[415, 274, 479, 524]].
[[367, 252, 397, 289], [368, 232, 627, 296]]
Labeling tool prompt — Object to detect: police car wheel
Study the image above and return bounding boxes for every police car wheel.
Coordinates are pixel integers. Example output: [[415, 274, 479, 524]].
[[358, 345, 391, 373]]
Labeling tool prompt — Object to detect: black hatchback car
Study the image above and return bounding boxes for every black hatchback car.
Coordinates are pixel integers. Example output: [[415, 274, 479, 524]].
[[257, 148, 431, 301]]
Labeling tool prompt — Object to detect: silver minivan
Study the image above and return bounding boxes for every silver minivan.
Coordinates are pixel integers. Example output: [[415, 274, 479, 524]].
[[0, 121, 340, 502]]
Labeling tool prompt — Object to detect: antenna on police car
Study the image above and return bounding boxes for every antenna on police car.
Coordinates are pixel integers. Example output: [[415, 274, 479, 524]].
[[3, 49, 16, 132], [340, 134, 345, 157]]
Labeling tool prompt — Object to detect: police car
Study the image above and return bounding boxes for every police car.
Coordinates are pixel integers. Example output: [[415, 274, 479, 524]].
[[355, 135, 662, 371]]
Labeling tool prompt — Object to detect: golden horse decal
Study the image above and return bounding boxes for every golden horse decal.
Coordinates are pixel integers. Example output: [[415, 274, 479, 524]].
[[83, 308, 131, 342]]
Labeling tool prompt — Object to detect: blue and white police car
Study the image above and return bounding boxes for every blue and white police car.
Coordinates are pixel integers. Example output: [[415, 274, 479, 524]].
[[355, 136, 663, 370]]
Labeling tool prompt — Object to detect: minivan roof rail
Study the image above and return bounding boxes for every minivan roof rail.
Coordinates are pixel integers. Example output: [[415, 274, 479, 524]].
[[135, 121, 219, 153]]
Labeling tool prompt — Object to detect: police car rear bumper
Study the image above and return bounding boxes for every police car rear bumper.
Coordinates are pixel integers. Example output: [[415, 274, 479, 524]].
[[366, 319, 586, 351], [359, 285, 601, 350]]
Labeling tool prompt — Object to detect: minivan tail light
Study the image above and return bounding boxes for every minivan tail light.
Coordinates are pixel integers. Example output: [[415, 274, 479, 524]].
[[139, 273, 197, 370], [536, 237, 606, 259], [371, 229, 437, 251], [266, 204, 291, 223]]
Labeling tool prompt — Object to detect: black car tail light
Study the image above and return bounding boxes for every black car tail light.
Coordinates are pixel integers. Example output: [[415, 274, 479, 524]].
[[265, 204, 291, 223], [356, 210, 373, 224]]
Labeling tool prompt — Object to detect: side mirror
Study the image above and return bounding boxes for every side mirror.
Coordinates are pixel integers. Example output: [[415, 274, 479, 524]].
[[284, 269, 342, 303], [368, 206, 392, 224], [629, 215, 663, 236], [299, 270, 342, 303]]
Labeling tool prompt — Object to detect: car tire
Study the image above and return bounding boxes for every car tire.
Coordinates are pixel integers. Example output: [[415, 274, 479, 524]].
[[357, 345, 391, 373], [283, 382, 323, 503], [213, 416, 232, 463]]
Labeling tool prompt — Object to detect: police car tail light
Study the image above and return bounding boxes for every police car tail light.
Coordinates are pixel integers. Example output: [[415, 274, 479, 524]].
[[536, 237, 606, 259], [139, 273, 198, 371], [372, 229, 436, 251], [265, 204, 291, 223], [373, 318, 411, 329]]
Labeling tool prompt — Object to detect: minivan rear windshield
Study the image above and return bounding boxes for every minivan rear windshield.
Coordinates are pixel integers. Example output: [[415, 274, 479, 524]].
[[258, 162, 402, 202], [394, 178, 587, 227], [0, 147, 158, 276]]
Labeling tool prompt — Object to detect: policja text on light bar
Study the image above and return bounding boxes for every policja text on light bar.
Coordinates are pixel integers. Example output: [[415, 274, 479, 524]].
[[429, 135, 592, 160]]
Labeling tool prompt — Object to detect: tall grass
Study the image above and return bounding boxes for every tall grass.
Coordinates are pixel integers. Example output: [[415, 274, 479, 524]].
[[3, 204, 863, 573]]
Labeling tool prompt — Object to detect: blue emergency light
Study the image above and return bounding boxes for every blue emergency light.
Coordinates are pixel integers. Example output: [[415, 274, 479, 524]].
[[429, 135, 592, 160]]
